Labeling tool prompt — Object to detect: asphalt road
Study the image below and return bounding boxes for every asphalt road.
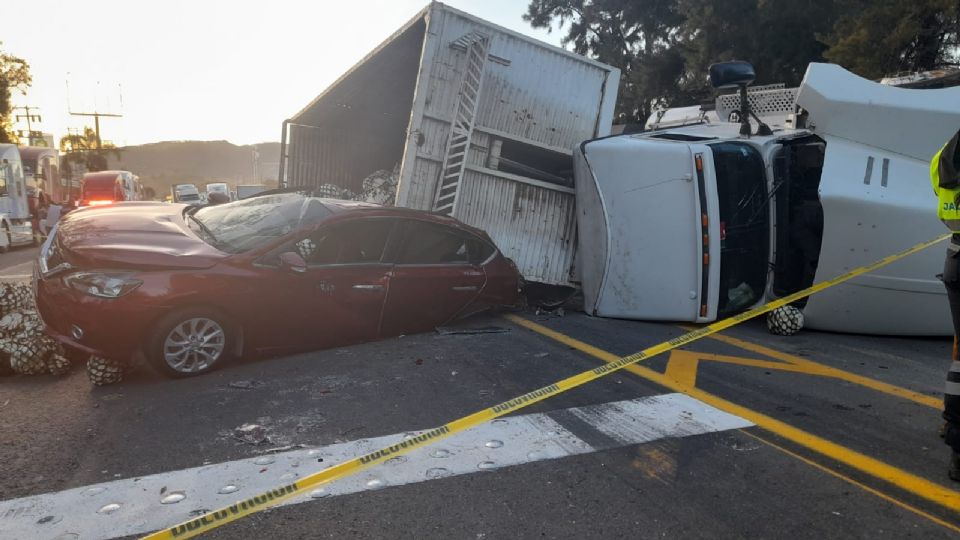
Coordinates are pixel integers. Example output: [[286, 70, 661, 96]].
[[1, 304, 957, 539], [0, 245, 38, 279]]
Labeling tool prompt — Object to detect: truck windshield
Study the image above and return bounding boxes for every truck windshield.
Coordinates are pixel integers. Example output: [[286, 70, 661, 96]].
[[710, 142, 769, 316], [188, 192, 332, 253]]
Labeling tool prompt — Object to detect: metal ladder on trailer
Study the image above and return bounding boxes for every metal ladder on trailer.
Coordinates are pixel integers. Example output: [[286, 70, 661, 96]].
[[433, 32, 491, 215]]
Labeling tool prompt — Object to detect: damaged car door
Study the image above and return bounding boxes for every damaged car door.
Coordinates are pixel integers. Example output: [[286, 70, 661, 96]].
[[260, 217, 398, 352], [380, 219, 488, 336]]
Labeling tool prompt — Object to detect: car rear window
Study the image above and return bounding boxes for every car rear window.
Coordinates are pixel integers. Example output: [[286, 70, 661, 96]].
[[83, 178, 116, 195]]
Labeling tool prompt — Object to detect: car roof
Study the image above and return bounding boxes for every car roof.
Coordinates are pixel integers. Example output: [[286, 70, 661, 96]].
[[248, 188, 486, 235]]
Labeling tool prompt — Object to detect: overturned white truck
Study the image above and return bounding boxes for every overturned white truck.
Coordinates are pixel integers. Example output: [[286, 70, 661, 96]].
[[279, 2, 619, 286], [575, 62, 960, 336]]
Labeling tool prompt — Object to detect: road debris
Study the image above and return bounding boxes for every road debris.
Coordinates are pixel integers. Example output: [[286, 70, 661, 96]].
[[227, 380, 264, 390], [0, 282, 72, 376], [435, 326, 510, 335], [233, 424, 271, 445], [87, 356, 125, 386], [767, 305, 804, 335]]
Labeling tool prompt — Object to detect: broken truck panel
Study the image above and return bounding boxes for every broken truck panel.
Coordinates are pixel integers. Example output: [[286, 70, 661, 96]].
[[281, 2, 620, 286], [576, 63, 959, 336]]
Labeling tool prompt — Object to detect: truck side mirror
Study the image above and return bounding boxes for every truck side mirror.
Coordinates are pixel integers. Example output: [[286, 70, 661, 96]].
[[708, 61, 756, 89], [279, 251, 307, 273]]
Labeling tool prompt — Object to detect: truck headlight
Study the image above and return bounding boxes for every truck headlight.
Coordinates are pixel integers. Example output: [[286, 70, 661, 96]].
[[64, 272, 142, 298]]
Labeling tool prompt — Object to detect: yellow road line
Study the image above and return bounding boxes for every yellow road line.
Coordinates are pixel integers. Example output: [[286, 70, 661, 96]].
[[142, 235, 949, 539], [740, 430, 960, 535], [667, 350, 837, 379], [663, 351, 700, 386], [700, 331, 942, 409], [507, 315, 960, 515]]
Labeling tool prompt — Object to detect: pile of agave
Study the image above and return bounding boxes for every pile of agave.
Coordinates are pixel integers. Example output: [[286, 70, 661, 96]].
[[0, 282, 126, 385]]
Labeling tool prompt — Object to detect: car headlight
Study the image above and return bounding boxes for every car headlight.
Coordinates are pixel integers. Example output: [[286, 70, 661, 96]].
[[63, 272, 142, 298]]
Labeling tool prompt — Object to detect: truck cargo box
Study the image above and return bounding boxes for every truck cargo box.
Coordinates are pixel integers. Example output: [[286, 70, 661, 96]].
[[280, 2, 619, 285]]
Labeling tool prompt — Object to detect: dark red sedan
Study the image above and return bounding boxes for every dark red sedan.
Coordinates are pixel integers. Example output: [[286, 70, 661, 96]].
[[34, 191, 520, 377]]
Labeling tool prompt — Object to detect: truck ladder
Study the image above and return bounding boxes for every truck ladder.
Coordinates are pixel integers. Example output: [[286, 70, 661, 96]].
[[433, 33, 490, 215]]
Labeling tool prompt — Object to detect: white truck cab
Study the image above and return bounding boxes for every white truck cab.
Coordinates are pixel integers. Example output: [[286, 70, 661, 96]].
[[0, 144, 37, 252], [575, 63, 960, 335]]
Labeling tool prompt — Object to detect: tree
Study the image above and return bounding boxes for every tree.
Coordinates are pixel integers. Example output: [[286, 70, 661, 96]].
[[60, 127, 121, 173], [525, 0, 835, 122], [677, 0, 837, 96], [525, 0, 960, 125], [525, 0, 686, 122], [824, 0, 960, 79], [0, 44, 32, 144]]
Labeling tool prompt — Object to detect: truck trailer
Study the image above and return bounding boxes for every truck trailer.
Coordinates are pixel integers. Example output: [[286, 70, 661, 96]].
[[279, 2, 619, 285]]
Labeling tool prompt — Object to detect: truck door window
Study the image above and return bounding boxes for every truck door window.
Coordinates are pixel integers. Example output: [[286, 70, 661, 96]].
[[710, 142, 769, 316], [0, 163, 7, 197]]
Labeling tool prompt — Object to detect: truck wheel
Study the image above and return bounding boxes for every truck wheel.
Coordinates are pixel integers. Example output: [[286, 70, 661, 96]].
[[145, 308, 234, 378]]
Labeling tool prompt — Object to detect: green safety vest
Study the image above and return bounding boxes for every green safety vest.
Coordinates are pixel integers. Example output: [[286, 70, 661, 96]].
[[932, 130, 960, 230]]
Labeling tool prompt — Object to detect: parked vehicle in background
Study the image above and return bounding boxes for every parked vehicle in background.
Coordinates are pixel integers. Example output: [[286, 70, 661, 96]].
[[236, 184, 266, 199], [0, 144, 38, 251], [80, 171, 139, 207], [279, 2, 619, 287], [35, 190, 521, 377], [19, 147, 63, 202], [574, 62, 960, 336], [205, 182, 230, 200], [171, 183, 202, 205]]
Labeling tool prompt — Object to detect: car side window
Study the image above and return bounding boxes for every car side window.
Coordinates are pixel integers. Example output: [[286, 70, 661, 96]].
[[296, 218, 394, 265], [397, 220, 494, 265]]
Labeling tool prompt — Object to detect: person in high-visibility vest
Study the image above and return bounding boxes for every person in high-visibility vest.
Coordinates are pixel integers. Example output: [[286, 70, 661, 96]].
[[932, 128, 960, 481]]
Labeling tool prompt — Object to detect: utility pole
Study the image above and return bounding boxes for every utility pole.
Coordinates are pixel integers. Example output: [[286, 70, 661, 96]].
[[69, 111, 122, 150], [66, 77, 123, 150], [13, 105, 44, 146]]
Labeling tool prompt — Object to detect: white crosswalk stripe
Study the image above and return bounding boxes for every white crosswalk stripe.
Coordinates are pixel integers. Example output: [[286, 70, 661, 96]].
[[0, 393, 752, 540]]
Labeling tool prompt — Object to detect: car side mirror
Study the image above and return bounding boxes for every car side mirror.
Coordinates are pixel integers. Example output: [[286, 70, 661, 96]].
[[279, 251, 307, 273]]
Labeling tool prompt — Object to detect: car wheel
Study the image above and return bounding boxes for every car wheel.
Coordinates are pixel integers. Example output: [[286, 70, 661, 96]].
[[145, 308, 233, 378]]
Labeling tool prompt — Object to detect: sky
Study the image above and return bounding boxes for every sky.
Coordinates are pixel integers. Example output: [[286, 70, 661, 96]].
[[4, 1, 566, 148]]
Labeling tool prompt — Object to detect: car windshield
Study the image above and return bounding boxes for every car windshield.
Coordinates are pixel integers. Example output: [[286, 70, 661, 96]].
[[187, 192, 332, 253]]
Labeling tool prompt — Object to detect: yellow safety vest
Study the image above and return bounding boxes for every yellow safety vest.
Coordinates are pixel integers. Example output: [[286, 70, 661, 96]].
[[932, 131, 960, 231]]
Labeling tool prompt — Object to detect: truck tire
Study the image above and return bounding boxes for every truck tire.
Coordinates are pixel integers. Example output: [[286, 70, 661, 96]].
[[144, 307, 235, 378]]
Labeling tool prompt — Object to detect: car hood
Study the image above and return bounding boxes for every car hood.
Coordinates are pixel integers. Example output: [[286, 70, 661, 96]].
[[57, 202, 227, 269]]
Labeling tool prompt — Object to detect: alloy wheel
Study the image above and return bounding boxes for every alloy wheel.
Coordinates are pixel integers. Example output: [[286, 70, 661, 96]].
[[162, 317, 226, 373]]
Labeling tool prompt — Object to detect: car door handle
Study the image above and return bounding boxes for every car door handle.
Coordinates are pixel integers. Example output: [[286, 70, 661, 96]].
[[352, 284, 385, 291], [451, 285, 479, 292]]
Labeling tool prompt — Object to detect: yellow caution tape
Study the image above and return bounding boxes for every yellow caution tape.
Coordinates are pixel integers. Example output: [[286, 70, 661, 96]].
[[143, 233, 950, 539]]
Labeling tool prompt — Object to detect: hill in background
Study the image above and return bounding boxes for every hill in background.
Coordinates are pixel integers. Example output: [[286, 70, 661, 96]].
[[107, 140, 281, 198]]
